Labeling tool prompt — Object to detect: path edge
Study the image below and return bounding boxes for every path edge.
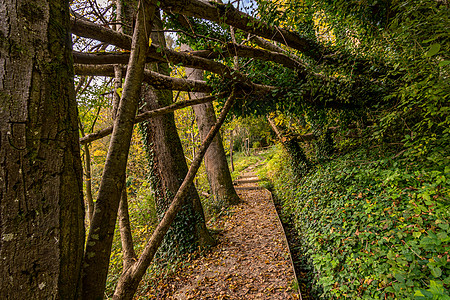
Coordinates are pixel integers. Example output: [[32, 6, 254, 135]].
[[266, 189, 303, 300]]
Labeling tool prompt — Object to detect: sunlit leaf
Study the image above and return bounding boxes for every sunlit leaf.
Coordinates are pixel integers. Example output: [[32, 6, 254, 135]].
[[425, 43, 440, 57]]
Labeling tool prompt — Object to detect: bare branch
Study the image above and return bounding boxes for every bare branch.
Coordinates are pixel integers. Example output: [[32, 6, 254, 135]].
[[74, 64, 213, 93], [188, 43, 308, 75], [70, 18, 284, 92], [79, 93, 225, 145]]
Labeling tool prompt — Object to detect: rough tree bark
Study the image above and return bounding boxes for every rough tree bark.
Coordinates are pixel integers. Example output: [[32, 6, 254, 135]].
[[184, 50, 240, 208], [139, 14, 214, 261], [0, 0, 84, 298], [81, 1, 157, 299]]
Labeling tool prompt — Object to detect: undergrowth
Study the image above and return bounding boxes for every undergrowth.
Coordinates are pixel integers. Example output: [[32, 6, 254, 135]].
[[259, 144, 449, 299]]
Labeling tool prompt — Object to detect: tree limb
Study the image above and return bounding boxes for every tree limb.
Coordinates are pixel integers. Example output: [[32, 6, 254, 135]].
[[188, 42, 308, 75], [71, 16, 132, 49], [74, 64, 213, 93], [160, 0, 326, 60], [79, 93, 225, 145]]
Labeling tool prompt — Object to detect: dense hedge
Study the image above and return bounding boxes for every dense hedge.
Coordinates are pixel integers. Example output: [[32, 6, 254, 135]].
[[260, 145, 449, 299]]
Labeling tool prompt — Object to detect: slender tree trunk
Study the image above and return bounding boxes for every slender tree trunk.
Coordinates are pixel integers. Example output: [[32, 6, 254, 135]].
[[81, 1, 157, 299], [78, 119, 95, 224], [112, 7, 137, 268], [0, 0, 84, 298], [191, 97, 240, 207], [119, 186, 137, 269], [230, 129, 235, 172], [76, 78, 95, 224], [139, 14, 214, 261], [84, 142, 95, 222], [184, 47, 240, 208]]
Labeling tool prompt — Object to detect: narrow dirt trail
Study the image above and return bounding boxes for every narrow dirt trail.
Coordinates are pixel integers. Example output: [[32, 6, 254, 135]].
[[145, 166, 301, 299]]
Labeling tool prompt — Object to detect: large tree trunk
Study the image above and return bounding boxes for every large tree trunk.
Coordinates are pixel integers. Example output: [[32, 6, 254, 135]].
[[0, 0, 84, 298], [139, 15, 214, 261], [184, 60, 240, 208], [81, 1, 157, 299]]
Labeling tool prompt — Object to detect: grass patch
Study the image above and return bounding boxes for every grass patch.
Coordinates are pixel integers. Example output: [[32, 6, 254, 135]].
[[229, 151, 261, 181]]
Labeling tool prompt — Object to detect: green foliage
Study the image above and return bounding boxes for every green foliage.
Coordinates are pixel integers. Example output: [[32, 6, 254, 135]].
[[230, 151, 261, 181], [227, 116, 274, 152], [104, 188, 157, 297], [261, 144, 450, 299]]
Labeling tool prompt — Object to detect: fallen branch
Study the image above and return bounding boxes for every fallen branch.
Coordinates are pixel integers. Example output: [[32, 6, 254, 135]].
[[70, 18, 286, 92], [71, 19, 251, 82], [188, 43, 308, 76]]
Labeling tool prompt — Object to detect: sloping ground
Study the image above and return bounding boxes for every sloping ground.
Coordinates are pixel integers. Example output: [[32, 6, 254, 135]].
[[143, 167, 301, 299]]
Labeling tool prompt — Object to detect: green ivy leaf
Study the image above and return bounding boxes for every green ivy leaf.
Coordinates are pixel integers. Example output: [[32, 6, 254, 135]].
[[431, 267, 442, 278], [425, 43, 441, 57], [438, 60, 450, 67]]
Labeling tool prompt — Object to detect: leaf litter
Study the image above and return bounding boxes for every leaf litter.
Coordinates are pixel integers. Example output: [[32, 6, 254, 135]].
[[142, 167, 300, 299]]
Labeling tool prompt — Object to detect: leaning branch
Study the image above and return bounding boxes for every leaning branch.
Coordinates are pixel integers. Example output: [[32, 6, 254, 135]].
[[74, 64, 213, 93], [112, 89, 237, 300], [81, 1, 157, 298], [187, 43, 308, 76], [79, 93, 225, 145]]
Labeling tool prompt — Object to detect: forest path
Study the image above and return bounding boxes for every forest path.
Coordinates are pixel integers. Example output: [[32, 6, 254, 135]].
[[144, 165, 301, 299]]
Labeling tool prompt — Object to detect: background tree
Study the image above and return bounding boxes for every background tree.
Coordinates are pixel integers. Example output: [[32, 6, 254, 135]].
[[139, 14, 215, 262], [184, 50, 240, 209]]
